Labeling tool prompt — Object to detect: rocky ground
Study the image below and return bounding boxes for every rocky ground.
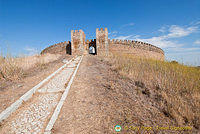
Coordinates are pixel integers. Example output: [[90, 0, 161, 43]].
[[0, 54, 197, 134], [52, 55, 195, 134]]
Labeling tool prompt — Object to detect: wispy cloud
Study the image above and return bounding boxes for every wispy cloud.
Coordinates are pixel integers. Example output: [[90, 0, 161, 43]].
[[121, 23, 134, 28], [158, 26, 166, 33], [137, 36, 181, 48], [115, 35, 140, 40], [115, 22, 200, 62], [114, 21, 200, 53], [166, 47, 200, 52], [194, 40, 200, 45], [114, 21, 200, 65], [134, 25, 199, 48], [24, 46, 39, 55], [108, 31, 118, 35], [195, 21, 200, 25], [116, 35, 134, 40], [166, 51, 200, 66], [166, 25, 198, 38], [108, 31, 118, 38]]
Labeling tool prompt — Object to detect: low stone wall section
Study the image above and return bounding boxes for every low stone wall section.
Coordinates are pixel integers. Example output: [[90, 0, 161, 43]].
[[41, 41, 67, 55], [108, 39, 164, 55]]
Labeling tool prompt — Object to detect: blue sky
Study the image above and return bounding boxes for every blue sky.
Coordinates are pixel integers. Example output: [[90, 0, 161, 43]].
[[0, 0, 200, 65]]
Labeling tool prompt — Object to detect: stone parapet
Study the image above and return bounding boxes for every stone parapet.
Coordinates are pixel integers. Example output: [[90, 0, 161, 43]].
[[71, 29, 86, 54], [109, 39, 164, 55], [96, 28, 108, 53], [40, 41, 68, 55]]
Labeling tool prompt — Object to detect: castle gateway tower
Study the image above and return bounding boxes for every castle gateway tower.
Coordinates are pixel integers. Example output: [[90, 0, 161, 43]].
[[71, 29, 86, 54], [43, 27, 164, 60], [96, 28, 108, 53]]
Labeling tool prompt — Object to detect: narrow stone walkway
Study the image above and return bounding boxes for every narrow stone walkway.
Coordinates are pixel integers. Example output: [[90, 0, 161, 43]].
[[0, 56, 81, 134]]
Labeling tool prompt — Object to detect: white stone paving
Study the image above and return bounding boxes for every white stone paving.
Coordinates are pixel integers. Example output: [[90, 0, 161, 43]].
[[0, 56, 81, 134], [37, 57, 80, 93], [37, 67, 74, 93], [9, 93, 59, 134]]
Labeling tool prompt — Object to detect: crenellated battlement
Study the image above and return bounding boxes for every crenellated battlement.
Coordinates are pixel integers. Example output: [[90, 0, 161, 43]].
[[109, 39, 164, 55], [41, 27, 164, 60], [40, 41, 68, 55], [71, 29, 86, 54], [96, 28, 108, 33], [71, 29, 83, 33], [96, 28, 108, 53]]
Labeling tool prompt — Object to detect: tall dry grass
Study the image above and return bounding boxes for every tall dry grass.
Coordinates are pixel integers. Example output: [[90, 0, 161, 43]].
[[0, 53, 61, 81], [104, 52, 200, 130]]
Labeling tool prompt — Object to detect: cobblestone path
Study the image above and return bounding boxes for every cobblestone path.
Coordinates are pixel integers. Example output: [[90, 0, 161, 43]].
[[0, 56, 81, 134]]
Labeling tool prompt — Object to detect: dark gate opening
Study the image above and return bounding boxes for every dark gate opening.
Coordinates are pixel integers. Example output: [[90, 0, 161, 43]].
[[88, 39, 97, 55], [66, 41, 72, 55]]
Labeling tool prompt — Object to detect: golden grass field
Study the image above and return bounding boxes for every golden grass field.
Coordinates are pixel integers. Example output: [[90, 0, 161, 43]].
[[0, 54, 61, 81], [103, 51, 200, 130], [0, 50, 199, 131]]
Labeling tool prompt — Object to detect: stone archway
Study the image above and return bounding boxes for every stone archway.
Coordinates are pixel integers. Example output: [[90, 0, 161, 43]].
[[88, 39, 97, 55], [66, 41, 72, 55]]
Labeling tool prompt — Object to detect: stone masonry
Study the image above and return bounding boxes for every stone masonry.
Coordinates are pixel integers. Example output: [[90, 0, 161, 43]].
[[40, 41, 67, 55], [96, 28, 108, 53], [71, 29, 86, 54], [41, 27, 164, 59]]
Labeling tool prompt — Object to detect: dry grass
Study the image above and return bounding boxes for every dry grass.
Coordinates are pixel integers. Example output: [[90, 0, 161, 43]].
[[102, 51, 200, 130], [0, 53, 61, 81]]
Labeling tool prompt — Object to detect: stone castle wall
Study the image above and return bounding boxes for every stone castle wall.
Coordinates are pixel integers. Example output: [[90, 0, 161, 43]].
[[96, 28, 108, 52], [71, 29, 86, 54], [108, 39, 164, 55], [41, 41, 67, 55], [41, 28, 164, 60]]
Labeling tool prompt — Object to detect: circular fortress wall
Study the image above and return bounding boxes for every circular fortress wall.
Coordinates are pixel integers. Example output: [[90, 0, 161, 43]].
[[109, 39, 164, 60], [41, 41, 67, 55]]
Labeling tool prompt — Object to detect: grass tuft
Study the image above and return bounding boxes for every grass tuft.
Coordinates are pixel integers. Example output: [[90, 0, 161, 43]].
[[0, 53, 61, 81], [104, 52, 200, 130]]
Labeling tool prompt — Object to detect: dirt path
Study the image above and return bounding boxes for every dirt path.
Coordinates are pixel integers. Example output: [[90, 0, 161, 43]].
[[52, 55, 112, 133], [52, 55, 195, 134], [0, 56, 81, 134], [0, 54, 196, 133]]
